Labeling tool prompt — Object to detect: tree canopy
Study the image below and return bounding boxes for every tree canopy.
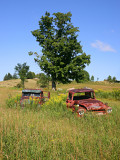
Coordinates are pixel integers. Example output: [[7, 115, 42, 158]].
[[15, 63, 29, 88], [29, 12, 90, 89]]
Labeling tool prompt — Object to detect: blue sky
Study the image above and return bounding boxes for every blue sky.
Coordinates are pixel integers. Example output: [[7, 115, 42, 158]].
[[0, 0, 120, 81]]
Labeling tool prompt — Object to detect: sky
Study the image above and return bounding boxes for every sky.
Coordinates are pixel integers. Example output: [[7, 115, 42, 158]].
[[0, 0, 120, 81]]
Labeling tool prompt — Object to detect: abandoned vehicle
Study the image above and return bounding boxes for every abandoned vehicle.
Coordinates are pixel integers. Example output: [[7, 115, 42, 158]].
[[66, 88, 112, 116], [20, 89, 50, 106]]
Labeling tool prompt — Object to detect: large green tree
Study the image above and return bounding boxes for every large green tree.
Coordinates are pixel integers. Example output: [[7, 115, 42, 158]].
[[15, 63, 29, 88], [29, 12, 90, 89]]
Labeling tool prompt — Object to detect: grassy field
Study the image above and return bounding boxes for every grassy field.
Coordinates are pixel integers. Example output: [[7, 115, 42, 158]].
[[0, 79, 120, 159]]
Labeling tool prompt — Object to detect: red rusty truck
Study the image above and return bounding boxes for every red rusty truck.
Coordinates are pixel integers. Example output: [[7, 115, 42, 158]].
[[20, 89, 50, 107], [66, 88, 112, 116]]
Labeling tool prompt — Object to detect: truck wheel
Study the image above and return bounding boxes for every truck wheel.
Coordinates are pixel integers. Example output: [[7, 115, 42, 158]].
[[77, 108, 86, 117]]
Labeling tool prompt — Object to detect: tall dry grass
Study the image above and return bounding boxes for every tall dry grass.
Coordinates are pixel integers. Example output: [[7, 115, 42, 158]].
[[0, 79, 38, 88], [1, 94, 120, 159], [58, 81, 120, 91], [0, 81, 120, 159], [0, 87, 21, 106]]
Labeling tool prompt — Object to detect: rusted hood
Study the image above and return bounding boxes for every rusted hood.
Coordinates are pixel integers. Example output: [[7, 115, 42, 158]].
[[78, 99, 108, 110]]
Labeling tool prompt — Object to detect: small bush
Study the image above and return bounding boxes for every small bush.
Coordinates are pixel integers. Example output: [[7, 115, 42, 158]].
[[15, 83, 22, 88]]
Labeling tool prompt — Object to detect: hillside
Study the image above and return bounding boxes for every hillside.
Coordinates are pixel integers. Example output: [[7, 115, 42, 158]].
[[0, 79, 120, 91], [0, 79, 38, 88], [0, 79, 120, 106]]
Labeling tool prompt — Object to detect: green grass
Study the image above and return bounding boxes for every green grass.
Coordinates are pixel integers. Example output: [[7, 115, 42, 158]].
[[95, 89, 120, 101], [1, 98, 120, 159], [0, 81, 120, 159], [0, 104, 120, 160]]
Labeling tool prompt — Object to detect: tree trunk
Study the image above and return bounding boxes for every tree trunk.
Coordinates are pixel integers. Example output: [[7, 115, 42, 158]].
[[21, 79, 25, 89], [52, 80, 56, 90]]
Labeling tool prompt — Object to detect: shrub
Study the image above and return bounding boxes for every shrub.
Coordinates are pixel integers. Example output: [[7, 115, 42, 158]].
[[15, 82, 22, 88]]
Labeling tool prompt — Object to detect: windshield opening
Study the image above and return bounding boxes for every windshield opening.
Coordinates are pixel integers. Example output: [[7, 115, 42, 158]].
[[73, 92, 94, 100], [23, 92, 41, 97]]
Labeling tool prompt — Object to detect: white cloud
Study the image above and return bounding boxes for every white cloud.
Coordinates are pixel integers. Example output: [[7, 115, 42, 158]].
[[91, 40, 116, 52]]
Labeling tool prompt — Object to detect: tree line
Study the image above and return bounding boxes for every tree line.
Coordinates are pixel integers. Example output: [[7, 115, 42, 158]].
[[3, 62, 90, 88], [4, 65, 35, 81], [4, 62, 118, 90]]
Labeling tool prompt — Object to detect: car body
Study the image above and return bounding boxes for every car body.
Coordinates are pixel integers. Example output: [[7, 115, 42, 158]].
[[20, 89, 50, 107], [66, 88, 112, 116]]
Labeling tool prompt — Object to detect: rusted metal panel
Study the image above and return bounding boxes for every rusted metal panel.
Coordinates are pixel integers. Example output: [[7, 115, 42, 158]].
[[20, 89, 50, 107], [66, 88, 112, 117]]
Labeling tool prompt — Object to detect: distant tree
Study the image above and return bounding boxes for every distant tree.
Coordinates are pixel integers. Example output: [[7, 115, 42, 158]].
[[27, 71, 35, 79], [112, 76, 116, 82], [35, 73, 40, 78], [76, 70, 90, 83], [83, 70, 90, 81], [29, 11, 90, 90], [12, 73, 18, 79], [15, 63, 29, 88], [3, 73, 13, 81], [37, 73, 50, 88], [107, 75, 117, 83], [107, 75, 112, 82], [91, 75, 94, 82]]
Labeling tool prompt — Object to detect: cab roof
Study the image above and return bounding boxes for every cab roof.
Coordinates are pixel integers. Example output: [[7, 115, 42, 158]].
[[69, 88, 94, 94]]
